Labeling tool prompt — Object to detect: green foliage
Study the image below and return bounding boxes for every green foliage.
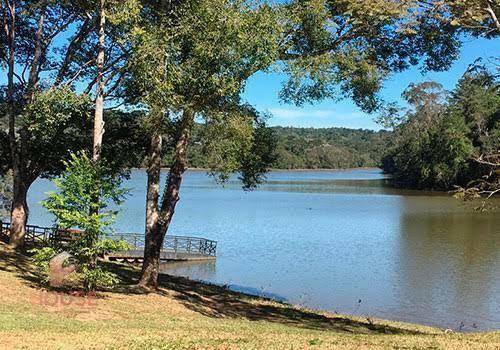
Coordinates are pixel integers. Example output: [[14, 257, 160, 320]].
[[96, 238, 131, 253], [200, 106, 277, 188], [78, 265, 119, 292], [269, 127, 391, 170], [21, 87, 92, 178], [187, 124, 390, 171], [278, 0, 462, 112], [28, 246, 59, 284], [101, 110, 150, 176], [0, 86, 91, 182], [42, 152, 129, 291], [127, 0, 281, 111], [382, 66, 499, 191], [239, 120, 278, 189], [440, 0, 500, 38], [127, 0, 282, 189], [383, 113, 473, 189], [43, 153, 127, 230]]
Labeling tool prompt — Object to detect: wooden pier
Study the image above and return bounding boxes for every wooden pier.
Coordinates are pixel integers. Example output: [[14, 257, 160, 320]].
[[0, 221, 217, 262], [106, 233, 217, 263]]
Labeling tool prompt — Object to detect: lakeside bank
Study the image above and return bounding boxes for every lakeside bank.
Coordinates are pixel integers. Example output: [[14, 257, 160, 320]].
[[0, 242, 499, 350]]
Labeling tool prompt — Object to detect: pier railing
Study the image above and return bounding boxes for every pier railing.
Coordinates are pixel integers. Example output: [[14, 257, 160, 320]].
[[0, 221, 217, 257], [0, 221, 54, 246], [111, 233, 217, 257]]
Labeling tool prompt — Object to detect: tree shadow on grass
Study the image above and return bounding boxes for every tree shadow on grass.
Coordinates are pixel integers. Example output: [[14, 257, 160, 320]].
[[0, 242, 37, 278], [1, 247, 426, 335], [108, 261, 426, 335], [163, 275, 426, 335], [0, 242, 143, 296]]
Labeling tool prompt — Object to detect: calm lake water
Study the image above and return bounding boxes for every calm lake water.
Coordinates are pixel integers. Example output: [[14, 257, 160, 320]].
[[28, 169, 500, 331]]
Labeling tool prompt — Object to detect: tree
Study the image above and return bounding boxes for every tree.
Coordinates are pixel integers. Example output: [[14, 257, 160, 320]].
[[382, 81, 475, 189], [1, 85, 91, 248], [39, 152, 129, 291], [381, 82, 468, 189], [382, 65, 499, 193], [0, 1, 132, 248], [450, 64, 500, 199], [126, 0, 281, 288], [126, 0, 471, 288]]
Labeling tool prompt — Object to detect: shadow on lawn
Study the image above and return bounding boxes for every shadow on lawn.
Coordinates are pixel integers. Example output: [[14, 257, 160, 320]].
[[0, 243, 424, 335], [110, 262, 424, 335], [0, 242, 38, 279]]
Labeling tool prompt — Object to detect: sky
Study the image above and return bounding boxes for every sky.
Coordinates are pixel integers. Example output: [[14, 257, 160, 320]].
[[243, 37, 499, 130]]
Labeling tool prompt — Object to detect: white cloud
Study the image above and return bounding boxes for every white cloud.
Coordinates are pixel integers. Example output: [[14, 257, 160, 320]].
[[268, 108, 335, 119]]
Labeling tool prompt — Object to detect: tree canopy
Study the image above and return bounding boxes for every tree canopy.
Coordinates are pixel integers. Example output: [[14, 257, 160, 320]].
[[382, 64, 499, 194]]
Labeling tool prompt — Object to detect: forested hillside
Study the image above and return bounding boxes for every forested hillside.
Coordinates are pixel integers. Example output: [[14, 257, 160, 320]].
[[187, 126, 392, 169]]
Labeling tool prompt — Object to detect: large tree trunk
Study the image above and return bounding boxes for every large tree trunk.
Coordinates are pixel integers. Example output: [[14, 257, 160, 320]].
[[3, 0, 25, 249], [9, 176, 29, 249], [138, 110, 193, 288], [5, 1, 46, 249], [138, 130, 163, 288], [92, 0, 106, 164]]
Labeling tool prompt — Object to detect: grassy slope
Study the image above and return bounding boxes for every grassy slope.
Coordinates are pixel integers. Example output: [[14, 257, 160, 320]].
[[0, 243, 498, 350]]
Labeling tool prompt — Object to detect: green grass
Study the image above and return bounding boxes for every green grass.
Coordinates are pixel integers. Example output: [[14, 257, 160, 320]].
[[0, 242, 498, 349]]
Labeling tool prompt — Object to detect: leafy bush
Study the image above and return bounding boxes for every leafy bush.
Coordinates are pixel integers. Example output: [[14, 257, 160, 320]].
[[29, 246, 59, 284], [41, 152, 130, 291], [79, 265, 119, 292]]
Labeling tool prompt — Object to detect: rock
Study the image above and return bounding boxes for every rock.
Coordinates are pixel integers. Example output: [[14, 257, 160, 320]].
[[49, 252, 76, 288]]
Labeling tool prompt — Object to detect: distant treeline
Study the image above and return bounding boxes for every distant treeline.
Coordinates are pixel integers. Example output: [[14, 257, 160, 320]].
[[186, 125, 392, 170]]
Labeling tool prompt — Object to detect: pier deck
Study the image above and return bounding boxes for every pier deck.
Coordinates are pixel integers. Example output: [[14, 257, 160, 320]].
[[0, 221, 217, 262]]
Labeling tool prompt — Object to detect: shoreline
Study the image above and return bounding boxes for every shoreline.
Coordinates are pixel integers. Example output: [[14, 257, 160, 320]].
[[129, 166, 383, 172], [0, 243, 499, 349], [157, 271, 496, 334]]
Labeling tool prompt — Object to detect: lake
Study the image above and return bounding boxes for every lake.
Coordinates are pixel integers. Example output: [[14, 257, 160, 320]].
[[27, 169, 500, 331]]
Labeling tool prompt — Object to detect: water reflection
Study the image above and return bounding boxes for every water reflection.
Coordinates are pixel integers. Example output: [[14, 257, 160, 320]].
[[395, 197, 500, 330], [161, 260, 216, 280]]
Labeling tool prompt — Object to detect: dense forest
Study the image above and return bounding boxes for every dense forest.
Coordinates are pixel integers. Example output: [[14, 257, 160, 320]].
[[382, 65, 499, 195], [188, 126, 392, 169]]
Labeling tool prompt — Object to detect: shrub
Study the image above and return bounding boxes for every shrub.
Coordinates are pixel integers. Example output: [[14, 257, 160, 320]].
[[40, 152, 130, 291]]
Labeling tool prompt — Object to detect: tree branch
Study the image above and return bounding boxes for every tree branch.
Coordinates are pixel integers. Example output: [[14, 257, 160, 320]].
[[27, 5, 46, 94], [475, 153, 500, 167], [62, 59, 94, 87], [55, 18, 93, 85], [485, 1, 500, 31]]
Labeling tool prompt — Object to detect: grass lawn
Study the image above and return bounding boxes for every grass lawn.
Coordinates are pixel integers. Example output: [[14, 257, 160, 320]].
[[0, 242, 498, 350]]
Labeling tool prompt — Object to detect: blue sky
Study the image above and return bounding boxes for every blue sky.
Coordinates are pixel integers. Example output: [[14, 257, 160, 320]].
[[243, 37, 499, 130]]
